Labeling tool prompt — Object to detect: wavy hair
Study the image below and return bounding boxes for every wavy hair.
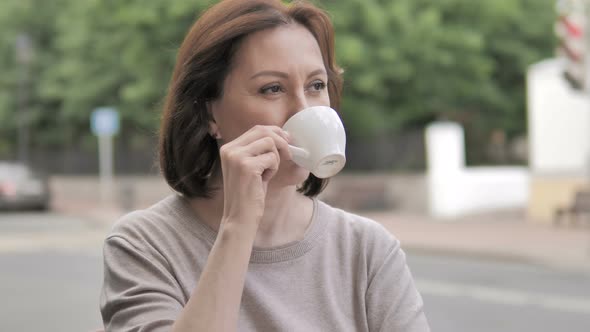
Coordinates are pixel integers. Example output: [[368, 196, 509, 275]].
[[159, 0, 343, 198]]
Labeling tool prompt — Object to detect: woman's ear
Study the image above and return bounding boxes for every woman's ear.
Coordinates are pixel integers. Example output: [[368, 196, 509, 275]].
[[206, 101, 222, 139], [209, 122, 221, 139]]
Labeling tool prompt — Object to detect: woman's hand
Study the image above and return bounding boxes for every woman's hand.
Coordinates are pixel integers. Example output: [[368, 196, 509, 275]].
[[218, 125, 292, 230], [172, 126, 291, 332]]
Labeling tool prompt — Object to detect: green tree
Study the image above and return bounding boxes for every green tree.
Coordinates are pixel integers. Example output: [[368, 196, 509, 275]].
[[0, 0, 215, 154], [324, 0, 554, 140], [38, 0, 215, 150], [0, 0, 69, 154], [0, 0, 555, 167]]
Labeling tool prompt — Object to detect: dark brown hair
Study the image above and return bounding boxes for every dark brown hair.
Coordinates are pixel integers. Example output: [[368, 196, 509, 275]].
[[159, 0, 343, 198]]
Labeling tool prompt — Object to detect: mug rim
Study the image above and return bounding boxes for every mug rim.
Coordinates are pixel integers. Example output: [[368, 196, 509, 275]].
[[282, 105, 335, 129]]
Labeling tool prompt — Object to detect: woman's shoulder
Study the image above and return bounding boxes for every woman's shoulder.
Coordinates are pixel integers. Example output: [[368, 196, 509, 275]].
[[106, 194, 188, 246], [317, 199, 400, 252]]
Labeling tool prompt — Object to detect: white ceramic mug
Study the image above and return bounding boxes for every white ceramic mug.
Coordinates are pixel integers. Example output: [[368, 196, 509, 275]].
[[282, 106, 346, 178]]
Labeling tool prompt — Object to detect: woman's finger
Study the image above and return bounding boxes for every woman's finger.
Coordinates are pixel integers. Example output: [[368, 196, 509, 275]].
[[228, 125, 292, 160], [253, 151, 280, 182], [240, 137, 275, 157]]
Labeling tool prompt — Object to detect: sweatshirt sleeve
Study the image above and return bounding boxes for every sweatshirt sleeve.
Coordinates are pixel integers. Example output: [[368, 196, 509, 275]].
[[365, 240, 430, 332], [100, 235, 184, 332]]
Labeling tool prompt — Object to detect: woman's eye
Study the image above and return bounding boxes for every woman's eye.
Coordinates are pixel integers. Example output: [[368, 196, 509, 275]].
[[309, 81, 326, 91], [260, 84, 282, 94]]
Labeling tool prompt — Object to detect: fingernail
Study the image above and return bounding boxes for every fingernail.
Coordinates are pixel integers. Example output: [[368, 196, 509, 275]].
[[282, 130, 291, 141]]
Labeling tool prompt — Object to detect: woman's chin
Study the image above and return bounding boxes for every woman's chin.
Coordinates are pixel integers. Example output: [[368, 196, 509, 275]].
[[271, 163, 310, 187], [293, 166, 311, 183]]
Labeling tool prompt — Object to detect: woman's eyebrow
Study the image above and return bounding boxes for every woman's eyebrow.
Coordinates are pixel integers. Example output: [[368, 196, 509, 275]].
[[307, 68, 326, 78], [250, 70, 289, 80], [249, 68, 327, 80]]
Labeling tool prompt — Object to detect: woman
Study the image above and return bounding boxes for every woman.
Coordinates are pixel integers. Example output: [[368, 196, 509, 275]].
[[100, 0, 430, 331]]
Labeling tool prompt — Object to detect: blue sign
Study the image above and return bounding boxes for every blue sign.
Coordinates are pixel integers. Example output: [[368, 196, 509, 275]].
[[91, 107, 119, 136]]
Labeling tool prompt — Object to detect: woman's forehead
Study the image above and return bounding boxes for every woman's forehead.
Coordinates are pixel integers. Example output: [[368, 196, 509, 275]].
[[231, 24, 325, 76]]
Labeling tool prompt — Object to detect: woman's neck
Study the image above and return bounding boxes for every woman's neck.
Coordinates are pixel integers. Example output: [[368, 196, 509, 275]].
[[189, 183, 314, 248]]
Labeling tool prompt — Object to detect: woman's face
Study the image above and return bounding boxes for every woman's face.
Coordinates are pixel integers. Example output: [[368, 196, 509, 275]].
[[209, 23, 330, 185]]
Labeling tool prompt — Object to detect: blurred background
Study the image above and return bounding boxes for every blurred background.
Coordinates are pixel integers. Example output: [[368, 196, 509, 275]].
[[1, 0, 589, 331]]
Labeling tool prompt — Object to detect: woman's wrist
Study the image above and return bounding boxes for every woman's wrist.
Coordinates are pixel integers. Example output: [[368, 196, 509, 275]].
[[218, 218, 258, 245]]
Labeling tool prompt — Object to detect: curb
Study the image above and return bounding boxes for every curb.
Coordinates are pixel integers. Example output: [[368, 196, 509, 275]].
[[402, 244, 590, 275]]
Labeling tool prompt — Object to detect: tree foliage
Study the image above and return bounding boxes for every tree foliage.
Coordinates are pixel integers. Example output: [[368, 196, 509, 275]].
[[325, 0, 554, 138], [0, 0, 554, 161]]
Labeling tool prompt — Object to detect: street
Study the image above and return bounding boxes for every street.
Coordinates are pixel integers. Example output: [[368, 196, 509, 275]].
[[0, 212, 589, 332], [409, 253, 590, 331], [0, 212, 104, 332]]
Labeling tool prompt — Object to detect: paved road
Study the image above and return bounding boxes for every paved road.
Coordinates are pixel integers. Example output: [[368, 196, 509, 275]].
[[1, 212, 589, 332], [0, 211, 105, 332], [407, 253, 590, 332]]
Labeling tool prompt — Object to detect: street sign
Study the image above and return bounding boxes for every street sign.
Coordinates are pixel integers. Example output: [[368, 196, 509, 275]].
[[90, 107, 119, 207], [91, 107, 119, 136]]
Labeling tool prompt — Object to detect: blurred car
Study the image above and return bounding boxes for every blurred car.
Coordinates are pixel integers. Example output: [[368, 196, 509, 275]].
[[0, 162, 50, 211]]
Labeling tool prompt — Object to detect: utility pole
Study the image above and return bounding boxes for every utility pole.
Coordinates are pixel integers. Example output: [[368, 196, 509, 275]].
[[582, 0, 590, 181], [586, 0, 590, 180], [91, 107, 119, 208], [555, 0, 590, 179], [15, 33, 32, 164]]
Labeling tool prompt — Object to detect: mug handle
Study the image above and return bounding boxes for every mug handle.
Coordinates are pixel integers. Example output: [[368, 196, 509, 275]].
[[288, 145, 309, 160]]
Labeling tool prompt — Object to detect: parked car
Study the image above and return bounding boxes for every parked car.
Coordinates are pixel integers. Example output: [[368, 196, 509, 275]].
[[0, 162, 50, 211]]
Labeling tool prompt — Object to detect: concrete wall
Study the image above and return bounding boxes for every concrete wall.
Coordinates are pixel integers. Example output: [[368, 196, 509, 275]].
[[528, 176, 589, 221], [426, 122, 529, 219], [526, 58, 590, 222], [50, 173, 428, 216], [320, 173, 427, 213], [527, 58, 590, 175]]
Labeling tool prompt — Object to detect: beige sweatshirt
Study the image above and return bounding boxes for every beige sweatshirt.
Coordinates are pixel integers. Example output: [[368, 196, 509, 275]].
[[100, 194, 430, 331]]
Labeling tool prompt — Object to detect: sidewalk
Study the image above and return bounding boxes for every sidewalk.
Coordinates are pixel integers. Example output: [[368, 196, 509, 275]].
[[365, 210, 590, 273], [50, 176, 590, 274]]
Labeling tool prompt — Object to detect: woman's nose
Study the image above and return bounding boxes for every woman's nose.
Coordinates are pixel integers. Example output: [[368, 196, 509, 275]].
[[288, 91, 309, 117]]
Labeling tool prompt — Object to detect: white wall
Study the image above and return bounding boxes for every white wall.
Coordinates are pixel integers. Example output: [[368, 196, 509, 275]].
[[426, 122, 529, 219], [527, 58, 590, 175], [459, 167, 529, 214], [426, 122, 465, 217]]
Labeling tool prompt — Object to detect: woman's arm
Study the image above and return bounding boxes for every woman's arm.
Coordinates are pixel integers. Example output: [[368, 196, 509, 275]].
[[101, 126, 290, 331], [100, 220, 258, 332], [172, 221, 256, 332], [172, 125, 292, 332], [101, 234, 185, 331], [366, 241, 430, 332]]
